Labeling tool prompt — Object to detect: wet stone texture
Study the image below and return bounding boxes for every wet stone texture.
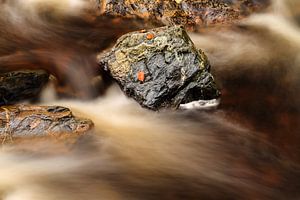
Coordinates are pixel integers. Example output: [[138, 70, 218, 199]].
[[97, 0, 270, 30], [98, 26, 220, 110], [0, 105, 93, 140], [0, 70, 49, 105]]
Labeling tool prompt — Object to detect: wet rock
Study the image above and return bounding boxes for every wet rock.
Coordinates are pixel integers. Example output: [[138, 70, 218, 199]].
[[0, 70, 49, 105], [96, 0, 270, 30], [0, 105, 93, 141], [98, 26, 220, 110]]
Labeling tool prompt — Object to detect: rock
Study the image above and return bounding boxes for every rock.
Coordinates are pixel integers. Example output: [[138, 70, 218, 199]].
[[96, 0, 270, 30], [0, 105, 93, 141], [98, 26, 220, 110], [0, 70, 49, 105]]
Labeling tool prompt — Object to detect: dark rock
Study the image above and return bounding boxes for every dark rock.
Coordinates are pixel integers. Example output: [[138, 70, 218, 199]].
[[0, 105, 93, 141], [0, 70, 49, 105], [98, 26, 220, 110]]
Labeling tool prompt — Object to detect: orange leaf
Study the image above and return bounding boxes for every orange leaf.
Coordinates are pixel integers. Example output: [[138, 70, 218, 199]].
[[146, 33, 155, 40], [137, 71, 145, 82]]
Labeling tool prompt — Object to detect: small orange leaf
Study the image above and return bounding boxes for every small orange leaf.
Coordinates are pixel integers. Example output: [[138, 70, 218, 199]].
[[137, 71, 145, 82], [146, 33, 155, 40]]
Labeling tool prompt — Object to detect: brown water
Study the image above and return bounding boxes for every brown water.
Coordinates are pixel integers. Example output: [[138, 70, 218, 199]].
[[1, 0, 300, 199]]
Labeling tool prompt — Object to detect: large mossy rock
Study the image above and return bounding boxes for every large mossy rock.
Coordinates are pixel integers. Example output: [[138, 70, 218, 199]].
[[0, 70, 49, 105], [0, 105, 93, 140], [98, 26, 220, 110]]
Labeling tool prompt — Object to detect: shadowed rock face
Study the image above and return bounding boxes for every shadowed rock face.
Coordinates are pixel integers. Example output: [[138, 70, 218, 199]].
[[96, 0, 270, 29], [98, 26, 220, 110], [0, 105, 93, 140], [0, 70, 49, 105]]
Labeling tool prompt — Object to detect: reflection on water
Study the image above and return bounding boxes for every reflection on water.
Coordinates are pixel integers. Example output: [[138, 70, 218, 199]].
[[1, 0, 300, 199]]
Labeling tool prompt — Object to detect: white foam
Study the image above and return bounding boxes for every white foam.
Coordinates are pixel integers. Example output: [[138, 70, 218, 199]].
[[179, 99, 220, 110]]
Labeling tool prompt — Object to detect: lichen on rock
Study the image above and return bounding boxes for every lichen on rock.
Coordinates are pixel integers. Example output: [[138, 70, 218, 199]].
[[0, 105, 94, 141], [96, 0, 270, 29], [98, 25, 220, 110]]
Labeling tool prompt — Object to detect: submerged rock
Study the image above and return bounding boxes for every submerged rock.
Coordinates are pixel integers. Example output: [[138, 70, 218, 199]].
[[0, 70, 49, 105], [0, 105, 93, 141], [98, 26, 220, 110]]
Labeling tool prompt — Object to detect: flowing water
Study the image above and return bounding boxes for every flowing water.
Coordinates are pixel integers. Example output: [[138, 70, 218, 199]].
[[0, 0, 300, 199]]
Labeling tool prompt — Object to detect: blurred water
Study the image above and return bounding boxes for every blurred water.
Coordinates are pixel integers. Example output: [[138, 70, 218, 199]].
[[1, 0, 300, 199]]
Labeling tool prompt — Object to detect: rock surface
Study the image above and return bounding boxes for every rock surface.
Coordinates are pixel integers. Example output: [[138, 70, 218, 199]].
[[0, 70, 49, 105], [96, 0, 270, 30], [98, 26, 220, 110], [0, 105, 93, 141]]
